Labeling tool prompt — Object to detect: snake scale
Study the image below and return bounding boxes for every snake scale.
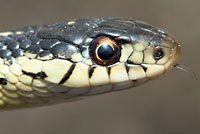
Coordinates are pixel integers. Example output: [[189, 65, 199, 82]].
[[0, 18, 180, 110]]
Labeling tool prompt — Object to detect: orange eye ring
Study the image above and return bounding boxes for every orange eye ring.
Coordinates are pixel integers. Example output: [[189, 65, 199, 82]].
[[89, 36, 121, 66]]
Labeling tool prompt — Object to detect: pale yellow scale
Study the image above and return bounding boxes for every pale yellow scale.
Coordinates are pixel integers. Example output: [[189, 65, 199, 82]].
[[128, 65, 146, 80], [119, 44, 133, 62], [5, 72, 19, 84], [9, 64, 23, 76], [16, 82, 33, 92], [128, 51, 143, 64], [89, 66, 110, 86], [2, 83, 17, 91], [22, 59, 42, 74], [1, 90, 19, 99], [143, 47, 156, 64], [0, 65, 9, 75], [110, 63, 129, 83], [42, 59, 72, 83], [18, 75, 33, 85], [133, 43, 147, 51], [32, 79, 49, 87], [142, 64, 165, 79], [62, 63, 90, 87]]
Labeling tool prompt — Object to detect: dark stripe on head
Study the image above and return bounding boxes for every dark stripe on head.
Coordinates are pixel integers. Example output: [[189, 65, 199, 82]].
[[0, 78, 7, 85], [89, 66, 96, 78], [37, 72, 48, 79], [107, 66, 111, 75], [141, 65, 147, 72], [22, 71, 47, 79], [124, 64, 129, 73], [59, 63, 76, 84], [22, 71, 37, 79]]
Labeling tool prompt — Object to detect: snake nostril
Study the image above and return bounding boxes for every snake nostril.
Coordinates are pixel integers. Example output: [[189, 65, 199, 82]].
[[153, 48, 165, 60]]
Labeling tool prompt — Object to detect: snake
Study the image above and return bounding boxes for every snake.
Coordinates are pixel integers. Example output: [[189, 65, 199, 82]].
[[0, 18, 180, 110]]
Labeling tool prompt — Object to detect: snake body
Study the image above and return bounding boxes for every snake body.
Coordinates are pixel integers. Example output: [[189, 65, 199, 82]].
[[0, 18, 180, 110]]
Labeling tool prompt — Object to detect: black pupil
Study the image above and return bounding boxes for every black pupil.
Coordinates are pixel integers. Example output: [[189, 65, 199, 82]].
[[154, 49, 165, 60], [97, 44, 114, 60]]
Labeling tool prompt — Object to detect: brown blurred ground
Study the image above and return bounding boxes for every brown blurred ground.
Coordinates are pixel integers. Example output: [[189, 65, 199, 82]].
[[0, 0, 199, 134]]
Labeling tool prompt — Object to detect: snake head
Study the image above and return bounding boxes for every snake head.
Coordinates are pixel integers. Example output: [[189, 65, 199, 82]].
[[77, 18, 181, 92], [23, 18, 181, 94], [0, 18, 181, 109]]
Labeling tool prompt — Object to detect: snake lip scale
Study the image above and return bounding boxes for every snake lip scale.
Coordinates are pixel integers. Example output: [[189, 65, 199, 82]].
[[0, 18, 180, 110]]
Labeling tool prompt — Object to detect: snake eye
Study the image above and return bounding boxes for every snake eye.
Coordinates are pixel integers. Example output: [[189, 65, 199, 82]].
[[153, 48, 165, 60], [89, 37, 121, 66]]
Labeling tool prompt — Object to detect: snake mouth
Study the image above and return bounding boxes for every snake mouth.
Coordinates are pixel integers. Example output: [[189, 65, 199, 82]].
[[164, 41, 181, 72]]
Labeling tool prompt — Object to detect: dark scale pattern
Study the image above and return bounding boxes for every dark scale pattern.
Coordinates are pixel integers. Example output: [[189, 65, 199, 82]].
[[37, 50, 53, 59], [0, 18, 174, 65], [0, 49, 11, 57], [39, 39, 59, 50], [29, 36, 42, 45], [89, 66, 95, 78], [22, 70, 47, 79], [50, 42, 78, 59], [24, 45, 42, 54], [0, 43, 6, 49], [19, 39, 31, 49], [5, 39, 19, 50], [59, 63, 76, 84], [0, 78, 7, 85], [15, 35, 27, 42], [11, 49, 24, 57]]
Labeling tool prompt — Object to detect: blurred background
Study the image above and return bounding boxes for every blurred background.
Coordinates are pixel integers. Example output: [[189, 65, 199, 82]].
[[0, 0, 199, 134]]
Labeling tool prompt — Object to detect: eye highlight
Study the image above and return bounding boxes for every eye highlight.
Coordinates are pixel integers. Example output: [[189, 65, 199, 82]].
[[89, 37, 121, 66]]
